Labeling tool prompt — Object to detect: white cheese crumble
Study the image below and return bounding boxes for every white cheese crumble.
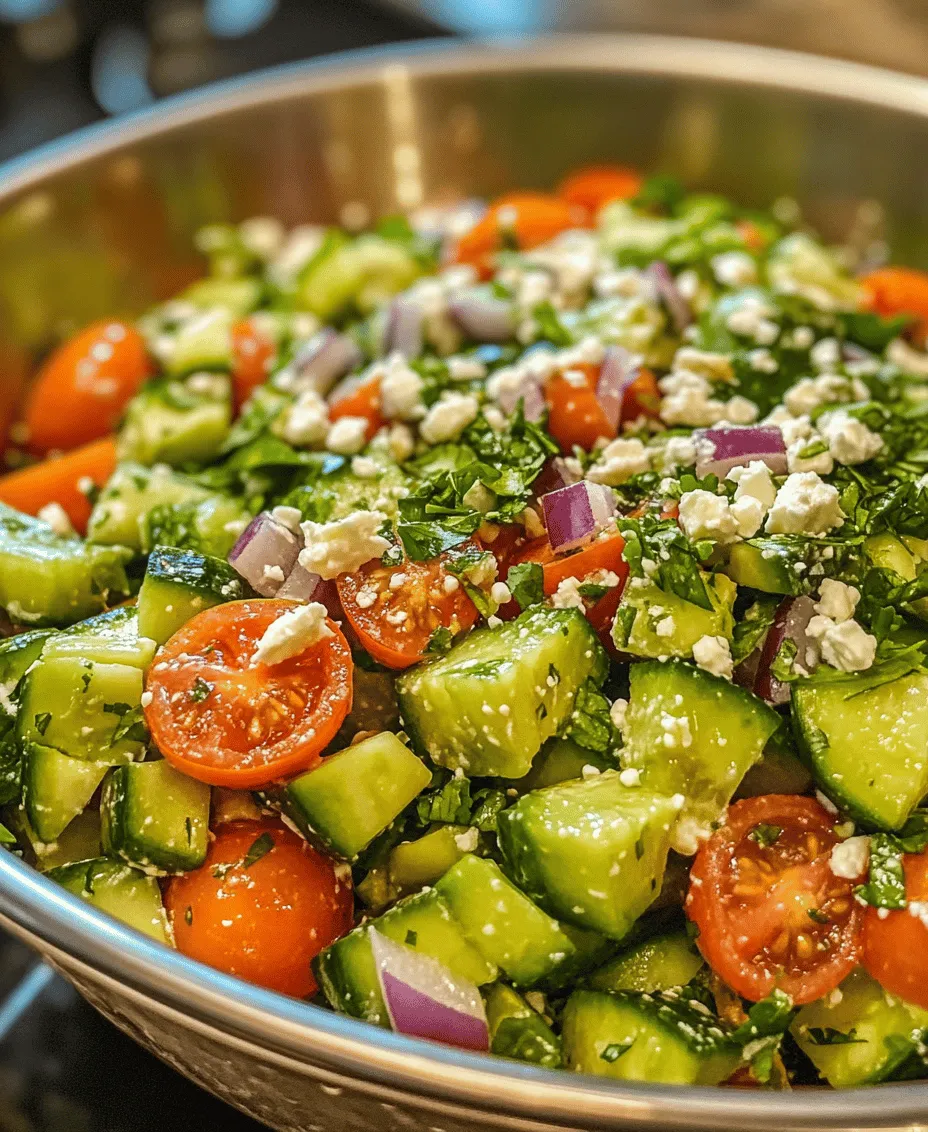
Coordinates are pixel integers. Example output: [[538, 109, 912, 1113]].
[[37, 502, 74, 536], [609, 697, 628, 731], [252, 601, 333, 666], [660, 434, 698, 472], [765, 472, 843, 536], [270, 505, 303, 534], [783, 374, 867, 418], [551, 576, 585, 610], [419, 392, 479, 445], [585, 437, 651, 485], [619, 767, 642, 788], [711, 251, 758, 288], [386, 422, 415, 463], [692, 634, 734, 680], [815, 578, 860, 623], [378, 354, 424, 420], [280, 389, 329, 447], [829, 835, 870, 879], [818, 409, 883, 466], [299, 510, 390, 579], [727, 460, 777, 509], [325, 415, 368, 455], [807, 615, 877, 673], [678, 489, 752, 544]]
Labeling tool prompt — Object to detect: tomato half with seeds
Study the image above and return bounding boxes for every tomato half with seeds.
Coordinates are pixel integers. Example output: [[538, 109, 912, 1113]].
[[687, 795, 864, 1004], [165, 819, 353, 998], [144, 600, 353, 788], [863, 850, 928, 1010], [338, 551, 478, 669]]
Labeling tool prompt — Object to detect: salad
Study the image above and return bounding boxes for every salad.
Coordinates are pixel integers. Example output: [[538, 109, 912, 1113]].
[[3, 164, 928, 1089]]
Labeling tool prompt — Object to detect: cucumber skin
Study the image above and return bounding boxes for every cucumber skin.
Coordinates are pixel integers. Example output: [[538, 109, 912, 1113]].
[[587, 931, 704, 993], [23, 743, 108, 844], [47, 856, 170, 944], [484, 984, 563, 1069], [137, 546, 247, 645]]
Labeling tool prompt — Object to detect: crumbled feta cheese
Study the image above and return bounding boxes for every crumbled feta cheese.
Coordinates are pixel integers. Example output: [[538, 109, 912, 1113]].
[[786, 437, 834, 476], [655, 616, 676, 639], [815, 578, 859, 624], [765, 472, 843, 536], [325, 415, 368, 455], [818, 409, 883, 466], [140, 690, 153, 708], [252, 601, 333, 666], [609, 698, 628, 731], [551, 576, 585, 610], [810, 336, 841, 372], [711, 251, 757, 288], [270, 505, 303, 534], [262, 564, 285, 585], [660, 712, 692, 750], [724, 296, 779, 345], [783, 374, 866, 418], [490, 581, 511, 606], [658, 371, 726, 428], [354, 585, 378, 609], [908, 901, 928, 931], [281, 389, 329, 447], [351, 455, 379, 478], [462, 481, 495, 513], [678, 489, 739, 544], [673, 348, 735, 384], [727, 460, 777, 509], [660, 434, 698, 471], [829, 835, 870, 879], [386, 422, 415, 463], [419, 392, 479, 445], [720, 395, 760, 425], [585, 437, 651, 485], [38, 502, 74, 536], [379, 354, 424, 420], [746, 348, 778, 374], [692, 634, 734, 680], [807, 615, 877, 673], [619, 767, 642, 788], [447, 354, 487, 381], [888, 337, 928, 376], [299, 510, 390, 579]]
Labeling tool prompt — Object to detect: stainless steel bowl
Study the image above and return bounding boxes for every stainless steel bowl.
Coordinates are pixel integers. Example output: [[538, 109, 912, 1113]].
[[2, 35, 928, 1132]]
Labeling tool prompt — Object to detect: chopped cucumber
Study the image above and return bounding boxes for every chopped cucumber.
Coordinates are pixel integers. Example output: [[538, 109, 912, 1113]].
[[297, 235, 421, 320], [47, 857, 171, 944], [19, 657, 145, 763], [88, 462, 216, 551], [791, 969, 928, 1087], [164, 309, 233, 377], [0, 504, 130, 627], [613, 573, 736, 660], [314, 887, 497, 1026], [34, 808, 102, 872], [520, 737, 611, 793], [280, 458, 409, 524], [41, 607, 156, 670], [726, 536, 857, 596], [792, 670, 928, 829], [484, 984, 562, 1069], [0, 715, 22, 806], [588, 931, 704, 993], [101, 759, 211, 874], [398, 607, 607, 778], [436, 854, 596, 988], [23, 743, 108, 843], [333, 666, 400, 748], [562, 989, 740, 1085], [0, 629, 53, 693], [284, 732, 431, 861], [497, 772, 679, 938], [180, 277, 262, 319], [388, 825, 479, 897], [118, 375, 232, 466], [621, 661, 779, 854], [865, 533, 928, 620], [144, 494, 249, 560], [137, 546, 247, 645]]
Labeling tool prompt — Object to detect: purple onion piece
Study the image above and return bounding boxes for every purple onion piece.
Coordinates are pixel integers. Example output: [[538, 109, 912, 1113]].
[[496, 373, 545, 423], [448, 291, 517, 343], [596, 344, 640, 431], [285, 328, 362, 396], [228, 513, 301, 597], [755, 596, 817, 705], [647, 261, 692, 334], [694, 426, 788, 479], [384, 296, 424, 360], [370, 930, 489, 1052], [276, 560, 321, 603], [542, 481, 617, 554]]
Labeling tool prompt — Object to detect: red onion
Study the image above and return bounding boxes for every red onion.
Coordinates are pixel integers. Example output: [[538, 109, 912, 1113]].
[[596, 345, 640, 431], [448, 291, 516, 343], [276, 560, 321, 602], [646, 261, 692, 334], [541, 481, 617, 553], [754, 596, 817, 705], [370, 930, 489, 1052], [694, 426, 787, 479], [384, 296, 424, 359], [283, 329, 362, 396], [228, 512, 301, 597]]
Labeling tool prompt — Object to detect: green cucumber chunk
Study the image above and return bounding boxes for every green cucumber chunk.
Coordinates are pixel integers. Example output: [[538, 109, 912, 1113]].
[[0, 504, 130, 627], [279, 458, 410, 525], [484, 984, 562, 1069], [314, 887, 498, 1026], [180, 277, 262, 319], [118, 375, 232, 467], [34, 808, 102, 871], [19, 657, 145, 763], [137, 545, 247, 645], [0, 714, 22, 806], [791, 969, 928, 1087], [23, 743, 108, 843], [41, 607, 156, 670], [792, 670, 928, 829], [621, 660, 779, 854], [165, 309, 234, 376], [47, 857, 171, 944], [297, 234, 421, 320], [285, 732, 431, 861], [397, 606, 607, 778], [88, 462, 215, 551], [562, 989, 740, 1085], [726, 536, 858, 596], [0, 629, 53, 692], [101, 759, 211, 874], [588, 931, 704, 993], [520, 737, 611, 793], [497, 771, 679, 938], [613, 573, 736, 660], [388, 825, 477, 897], [144, 494, 249, 560]]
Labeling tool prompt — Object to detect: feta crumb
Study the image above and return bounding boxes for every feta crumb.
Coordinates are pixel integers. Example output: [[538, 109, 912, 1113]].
[[585, 437, 651, 485], [678, 489, 739, 544], [140, 690, 153, 708], [655, 616, 676, 639], [829, 835, 870, 879], [386, 422, 415, 463], [786, 437, 834, 476], [807, 615, 877, 672], [326, 416, 368, 455], [661, 712, 692, 750], [351, 455, 380, 478], [252, 601, 333, 666], [419, 392, 479, 445], [818, 409, 883, 466], [299, 510, 390, 579], [552, 576, 585, 610], [37, 501, 74, 536], [711, 251, 757, 288], [609, 698, 628, 731], [281, 389, 329, 447], [453, 828, 479, 852], [379, 354, 424, 420], [727, 460, 777, 509], [765, 472, 843, 536], [619, 767, 642, 788], [692, 634, 734, 680], [490, 581, 511, 606], [262, 564, 285, 584], [783, 373, 865, 417], [660, 434, 698, 472], [270, 505, 303, 534], [815, 578, 859, 623]]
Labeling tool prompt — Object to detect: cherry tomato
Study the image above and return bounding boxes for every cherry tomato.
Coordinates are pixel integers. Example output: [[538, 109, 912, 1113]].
[[557, 164, 642, 223], [863, 851, 928, 1009], [621, 367, 661, 424], [735, 219, 770, 254], [687, 795, 864, 1004], [337, 551, 478, 669], [545, 363, 617, 452], [231, 318, 276, 411], [452, 192, 582, 276], [144, 600, 353, 788], [165, 819, 353, 998], [24, 320, 150, 453], [861, 267, 928, 345], [328, 373, 386, 442]]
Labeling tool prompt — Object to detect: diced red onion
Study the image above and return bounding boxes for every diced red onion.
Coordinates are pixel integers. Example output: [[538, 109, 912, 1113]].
[[542, 481, 617, 553], [694, 426, 787, 479], [531, 456, 574, 502], [384, 296, 424, 360], [596, 345, 641, 431], [276, 560, 321, 603], [646, 261, 692, 334], [370, 930, 489, 1052], [755, 596, 817, 705], [228, 512, 301, 597], [448, 291, 516, 343], [282, 329, 362, 396]]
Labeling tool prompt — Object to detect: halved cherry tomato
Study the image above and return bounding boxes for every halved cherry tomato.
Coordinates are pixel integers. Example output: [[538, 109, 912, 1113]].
[[621, 367, 661, 423], [735, 219, 770, 254], [165, 819, 353, 998], [231, 317, 276, 411], [144, 600, 352, 788], [860, 266, 928, 345], [863, 850, 928, 1009], [24, 320, 150, 453], [328, 373, 386, 442], [338, 550, 478, 669], [452, 192, 582, 277], [545, 363, 617, 452], [557, 165, 642, 224], [0, 435, 115, 534], [687, 795, 864, 1004]]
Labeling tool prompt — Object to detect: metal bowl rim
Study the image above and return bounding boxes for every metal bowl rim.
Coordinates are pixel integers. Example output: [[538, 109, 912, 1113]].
[[1, 33, 928, 1128]]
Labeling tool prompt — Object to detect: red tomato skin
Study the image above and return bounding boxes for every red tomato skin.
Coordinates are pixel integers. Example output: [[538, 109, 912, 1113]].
[[545, 364, 617, 453], [231, 318, 276, 411], [328, 374, 386, 442], [863, 851, 928, 1010], [557, 165, 643, 223]]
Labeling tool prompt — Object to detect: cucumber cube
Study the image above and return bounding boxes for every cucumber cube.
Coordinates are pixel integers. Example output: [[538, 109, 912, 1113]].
[[87, 462, 213, 551], [0, 629, 53, 691], [388, 825, 476, 896], [588, 931, 704, 993], [118, 376, 232, 467], [41, 607, 157, 670], [47, 857, 170, 944], [497, 772, 679, 939], [397, 607, 607, 779], [101, 759, 211, 874], [285, 732, 430, 861], [137, 546, 247, 645], [23, 743, 108, 843], [484, 983, 562, 1069], [613, 573, 736, 660]]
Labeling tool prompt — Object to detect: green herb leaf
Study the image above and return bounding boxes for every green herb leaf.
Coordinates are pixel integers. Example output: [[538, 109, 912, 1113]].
[[565, 679, 620, 755], [242, 832, 275, 869], [189, 676, 214, 704], [805, 1026, 866, 1046], [600, 1040, 635, 1063], [33, 712, 51, 737], [506, 561, 545, 611], [748, 824, 782, 848], [425, 626, 454, 654], [617, 514, 713, 610], [405, 929, 418, 947]]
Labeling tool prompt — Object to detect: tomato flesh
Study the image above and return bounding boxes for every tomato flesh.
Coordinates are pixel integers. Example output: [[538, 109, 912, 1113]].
[[231, 318, 276, 411], [687, 795, 863, 1004], [328, 373, 386, 442], [861, 266, 928, 346], [545, 364, 617, 452], [166, 819, 353, 998], [452, 193, 581, 276], [144, 600, 353, 788], [557, 165, 643, 223], [863, 851, 928, 1009]]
